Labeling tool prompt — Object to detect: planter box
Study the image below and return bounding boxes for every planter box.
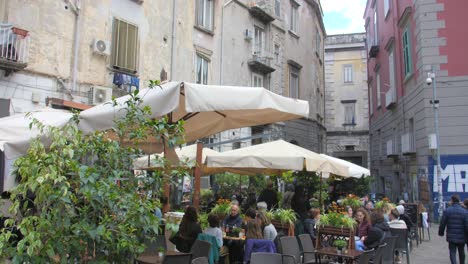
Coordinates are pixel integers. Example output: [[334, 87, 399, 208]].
[[271, 219, 294, 236], [316, 225, 355, 249]]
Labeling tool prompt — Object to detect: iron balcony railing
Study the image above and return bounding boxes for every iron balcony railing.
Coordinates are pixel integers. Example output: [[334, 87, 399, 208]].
[[0, 24, 30, 64]]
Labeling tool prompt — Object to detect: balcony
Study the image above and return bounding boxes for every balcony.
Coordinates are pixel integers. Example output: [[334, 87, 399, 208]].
[[248, 50, 275, 74], [368, 38, 379, 58], [0, 24, 30, 75], [401, 133, 416, 155], [248, 0, 275, 24], [386, 139, 398, 157]]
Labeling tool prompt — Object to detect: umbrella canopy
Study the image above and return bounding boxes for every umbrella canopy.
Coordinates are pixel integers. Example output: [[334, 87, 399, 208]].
[[206, 140, 349, 177], [133, 144, 219, 170], [0, 82, 309, 190], [319, 154, 370, 178]]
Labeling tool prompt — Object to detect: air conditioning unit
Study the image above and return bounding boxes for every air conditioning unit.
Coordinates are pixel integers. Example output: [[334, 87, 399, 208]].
[[92, 39, 111, 56], [244, 29, 253, 41], [428, 133, 437, 150], [91, 86, 112, 105], [385, 90, 396, 109], [401, 133, 416, 155]]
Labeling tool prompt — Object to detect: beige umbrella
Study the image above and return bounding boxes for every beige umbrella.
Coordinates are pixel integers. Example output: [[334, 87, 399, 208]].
[[206, 140, 349, 177]]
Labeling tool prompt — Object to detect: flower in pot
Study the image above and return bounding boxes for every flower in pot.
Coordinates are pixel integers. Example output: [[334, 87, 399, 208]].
[[333, 240, 347, 253], [231, 227, 242, 237]]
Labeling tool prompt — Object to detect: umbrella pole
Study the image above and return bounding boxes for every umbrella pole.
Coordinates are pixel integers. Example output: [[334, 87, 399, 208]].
[[193, 141, 203, 209], [319, 172, 323, 211]]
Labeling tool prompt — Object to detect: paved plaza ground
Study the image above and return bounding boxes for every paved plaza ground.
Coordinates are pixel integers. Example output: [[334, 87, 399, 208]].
[[411, 224, 467, 264]]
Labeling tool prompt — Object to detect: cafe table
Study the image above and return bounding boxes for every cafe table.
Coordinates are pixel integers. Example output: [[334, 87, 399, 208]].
[[223, 235, 246, 264], [315, 247, 362, 264]]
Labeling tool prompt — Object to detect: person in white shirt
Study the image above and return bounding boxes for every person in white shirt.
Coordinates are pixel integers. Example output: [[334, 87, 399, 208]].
[[256, 210, 277, 241], [388, 208, 407, 229], [204, 214, 223, 247]]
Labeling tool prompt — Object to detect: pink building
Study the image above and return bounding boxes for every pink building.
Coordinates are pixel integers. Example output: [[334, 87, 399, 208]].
[[364, 0, 468, 216]]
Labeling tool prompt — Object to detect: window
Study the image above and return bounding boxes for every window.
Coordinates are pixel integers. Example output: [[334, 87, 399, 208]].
[[388, 48, 396, 95], [343, 65, 353, 83], [232, 142, 241, 149], [369, 83, 373, 115], [290, 2, 298, 33], [111, 18, 139, 74], [342, 101, 356, 125], [402, 27, 413, 77], [275, 0, 281, 17], [253, 26, 265, 55], [252, 73, 264, 87], [289, 66, 300, 99], [376, 71, 381, 107], [196, 54, 209, 84], [409, 118, 415, 150], [196, 0, 214, 31], [0, 0, 6, 22], [384, 0, 390, 17], [316, 28, 322, 57], [274, 44, 280, 64], [317, 134, 323, 153], [374, 8, 378, 44]]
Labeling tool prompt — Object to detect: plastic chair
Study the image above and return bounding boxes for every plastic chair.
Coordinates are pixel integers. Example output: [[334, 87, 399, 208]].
[[357, 248, 375, 264], [298, 234, 317, 264], [390, 228, 410, 264], [370, 242, 386, 264], [381, 236, 397, 264], [192, 257, 209, 264], [162, 253, 192, 264], [190, 240, 211, 261], [280, 236, 302, 264], [251, 252, 283, 264]]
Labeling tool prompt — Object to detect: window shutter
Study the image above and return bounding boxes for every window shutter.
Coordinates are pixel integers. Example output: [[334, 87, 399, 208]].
[[112, 18, 139, 73]]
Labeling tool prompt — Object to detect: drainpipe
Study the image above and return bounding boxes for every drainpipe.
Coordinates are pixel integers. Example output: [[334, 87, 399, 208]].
[[66, 0, 81, 92], [170, 0, 177, 80], [220, 0, 235, 85]]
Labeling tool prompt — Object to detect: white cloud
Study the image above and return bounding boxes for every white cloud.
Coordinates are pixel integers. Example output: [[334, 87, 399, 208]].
[[322, 0, 367, 34]]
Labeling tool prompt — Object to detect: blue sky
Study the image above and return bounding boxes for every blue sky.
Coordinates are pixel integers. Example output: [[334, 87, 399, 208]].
[[322, 0, 367, 35]]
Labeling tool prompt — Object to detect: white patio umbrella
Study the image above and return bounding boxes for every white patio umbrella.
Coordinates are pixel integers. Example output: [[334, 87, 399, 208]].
[[319, 154, 370, 178], [206, 140, 349, 177]]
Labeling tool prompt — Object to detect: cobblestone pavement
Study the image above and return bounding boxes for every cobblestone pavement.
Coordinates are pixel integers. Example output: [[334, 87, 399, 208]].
[[410, 224, 467, 264]]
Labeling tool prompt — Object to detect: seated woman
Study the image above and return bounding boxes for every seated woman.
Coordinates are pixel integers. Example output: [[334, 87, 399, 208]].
[[355, 208, 371, 240], [356, 211, 391, 251], [245, 219, 263, 240], [304, 208, 320, 242], [204, 214, 223, 247], [173, 206, 202, 253], [256, 211, 277, 241], [242, 208, 257, 229]]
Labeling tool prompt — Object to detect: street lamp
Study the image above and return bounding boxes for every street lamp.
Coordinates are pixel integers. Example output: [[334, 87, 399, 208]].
[[427, 67, 443, 219]]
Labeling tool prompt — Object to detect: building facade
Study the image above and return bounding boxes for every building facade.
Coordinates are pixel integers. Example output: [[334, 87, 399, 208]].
[[324, 33, 369, 168], [0, 0, 326, 153], [364, 0, 468, 215]]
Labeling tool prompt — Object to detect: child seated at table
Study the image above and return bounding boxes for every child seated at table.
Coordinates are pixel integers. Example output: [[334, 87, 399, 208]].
[[204, 214, 223, 247]]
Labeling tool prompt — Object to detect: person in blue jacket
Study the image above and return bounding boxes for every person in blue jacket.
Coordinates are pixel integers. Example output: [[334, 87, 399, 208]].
[[438, 194, 468, 264]]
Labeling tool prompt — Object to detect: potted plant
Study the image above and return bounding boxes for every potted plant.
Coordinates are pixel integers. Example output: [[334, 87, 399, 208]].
[[317, 213, 357, 249], [333, 240, 347, 254], [158, 247, 165, 257], [231, 227, 242, 237], [341, 194, 362, 209]]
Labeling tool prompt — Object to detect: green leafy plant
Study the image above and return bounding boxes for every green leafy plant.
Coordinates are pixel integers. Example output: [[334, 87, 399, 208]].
[[210, 200, 231, 219], [200, 189, 214, 206], [341, 194, 362, 208], [333, 239, 347, 250], [272, 209, 297, 225], [0, 85, 186, 262], [199, 213, 209, 230]]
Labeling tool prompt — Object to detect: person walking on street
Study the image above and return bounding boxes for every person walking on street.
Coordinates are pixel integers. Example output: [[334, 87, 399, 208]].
[[257, 181, 278, 210], [438, 194, 468, 264]]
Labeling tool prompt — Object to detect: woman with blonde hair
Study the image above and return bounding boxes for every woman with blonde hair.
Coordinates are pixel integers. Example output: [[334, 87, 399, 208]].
[[382, 202, 395, 222], [256, 210, 277, 241]]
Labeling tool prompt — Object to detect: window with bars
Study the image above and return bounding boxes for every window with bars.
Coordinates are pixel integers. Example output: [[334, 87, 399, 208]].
[[402, 27, 412, 77], [196, 0, 214, 31], [289, 67, 299, 99], [290, 2, 298, 33], [196, 54, 209, 84], [343, 65, 353, 83], [111, 18, 139, 74]]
